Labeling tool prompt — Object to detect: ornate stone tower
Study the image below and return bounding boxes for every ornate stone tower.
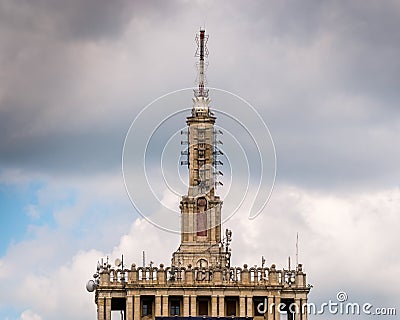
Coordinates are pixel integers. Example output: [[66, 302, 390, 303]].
[[172, 29, 226, 269], [87, 28, 311, 320]]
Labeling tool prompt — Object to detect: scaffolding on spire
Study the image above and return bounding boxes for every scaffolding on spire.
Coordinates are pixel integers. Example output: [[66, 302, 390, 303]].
[[194, 28, 209, 98]]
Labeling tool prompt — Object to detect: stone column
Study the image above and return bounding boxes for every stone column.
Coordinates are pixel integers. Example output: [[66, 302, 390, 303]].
[[239, 296, 246, 317], [293, 298, 300, 320], [188, 207, 194, 242], [218, 295, 225, 316], [105, 297, 111, 320], [183, 295, 190, 316], [134, 295, 140, 320], [267, 296, 274, 320], [301, 298, 308, 320], [126, 296, 133, 320], [211, 295, 218, 316], [274, 296, 281, 320], [190, 295, 197, 316], [155, 295, 162, 317], [162, 295, 169, 316], [97, 297, 105, 320], [246, 296, 253, 317], [210, 218, 216, 242]]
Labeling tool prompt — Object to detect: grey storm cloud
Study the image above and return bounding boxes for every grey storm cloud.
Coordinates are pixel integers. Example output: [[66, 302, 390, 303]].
[[0, 0, 399, 189], [1, 0, 134, 40]]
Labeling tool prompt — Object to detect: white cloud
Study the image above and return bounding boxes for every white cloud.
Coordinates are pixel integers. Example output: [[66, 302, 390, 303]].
[[228, 185, 400, 309], [1, 181, 399, 319], [20, 309, 42, 320], [0, 217, 177, 319]]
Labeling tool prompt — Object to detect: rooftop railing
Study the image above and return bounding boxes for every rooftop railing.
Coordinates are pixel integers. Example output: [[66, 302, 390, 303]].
[[99, 263, 306, 289]]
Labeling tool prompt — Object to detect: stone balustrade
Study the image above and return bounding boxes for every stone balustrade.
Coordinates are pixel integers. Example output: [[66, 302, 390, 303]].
[[98, 262, 306, 288]]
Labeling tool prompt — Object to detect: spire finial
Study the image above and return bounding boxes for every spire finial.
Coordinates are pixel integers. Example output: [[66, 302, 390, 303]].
[[194, 28, 209, 98]]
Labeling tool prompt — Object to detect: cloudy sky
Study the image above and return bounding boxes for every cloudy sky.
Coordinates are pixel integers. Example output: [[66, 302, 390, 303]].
[[1, 0, 399, 319]]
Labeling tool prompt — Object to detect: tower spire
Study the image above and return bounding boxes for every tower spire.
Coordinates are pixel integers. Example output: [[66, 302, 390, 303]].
[[195, 28, 209, 98], [172, 29, 226, 269]]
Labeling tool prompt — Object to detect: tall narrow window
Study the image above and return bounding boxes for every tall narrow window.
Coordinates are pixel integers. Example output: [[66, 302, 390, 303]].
[[197, 198, 207, 236], [170, 299, 181, 316], [198, 299, 209, 316], [142, 299, 153, 316], [225, 298, 238, 316]]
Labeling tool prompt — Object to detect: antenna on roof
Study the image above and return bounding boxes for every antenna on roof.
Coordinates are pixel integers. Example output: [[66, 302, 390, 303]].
[[194, 28, 209, 98], [296, 232, 299, 271]]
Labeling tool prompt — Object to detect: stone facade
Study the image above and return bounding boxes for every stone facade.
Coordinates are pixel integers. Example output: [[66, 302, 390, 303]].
[[94, 263, 309, 320]]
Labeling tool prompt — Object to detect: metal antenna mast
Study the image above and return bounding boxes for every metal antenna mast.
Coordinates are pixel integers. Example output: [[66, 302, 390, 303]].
[[296, 232, 299, 270], [194, 28, 209, 98]]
